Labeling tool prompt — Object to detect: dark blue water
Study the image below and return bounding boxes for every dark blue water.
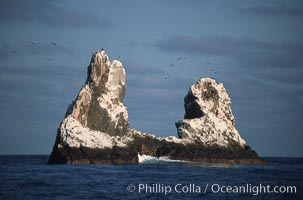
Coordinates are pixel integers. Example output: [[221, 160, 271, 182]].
[[0, 156, 302, 200]]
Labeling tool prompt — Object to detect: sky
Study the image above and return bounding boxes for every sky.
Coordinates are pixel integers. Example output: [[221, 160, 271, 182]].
[[0, 0, 302, 157]]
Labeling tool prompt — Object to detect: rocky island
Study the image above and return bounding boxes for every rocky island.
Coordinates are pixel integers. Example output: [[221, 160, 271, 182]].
[[48, 49, 265, 165]]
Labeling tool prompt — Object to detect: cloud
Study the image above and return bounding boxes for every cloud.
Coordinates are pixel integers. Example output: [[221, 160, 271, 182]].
[[0, 64, 85, 100], [0, 0, 113, 29], [0, 40, 73, 59], [155, 34, 276, 56], [154, 34, 303, 70], [232, 40, 303, 70], [241, 2, 303, 17]]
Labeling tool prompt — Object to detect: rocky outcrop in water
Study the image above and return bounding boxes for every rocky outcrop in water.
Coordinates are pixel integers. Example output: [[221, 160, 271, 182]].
[[48, 49, 265, 165]]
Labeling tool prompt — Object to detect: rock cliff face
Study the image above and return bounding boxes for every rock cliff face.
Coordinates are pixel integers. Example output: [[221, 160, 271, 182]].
[[66, 51, 128, 136], [48, 49, 265, 165], [176, 78, 246, 147]]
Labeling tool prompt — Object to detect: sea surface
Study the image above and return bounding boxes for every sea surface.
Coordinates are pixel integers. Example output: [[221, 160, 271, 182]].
[[0, 155, 302, 200]]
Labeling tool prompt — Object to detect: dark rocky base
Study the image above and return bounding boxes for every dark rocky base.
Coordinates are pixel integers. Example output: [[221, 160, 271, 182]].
[[48, 134, 266, 165]]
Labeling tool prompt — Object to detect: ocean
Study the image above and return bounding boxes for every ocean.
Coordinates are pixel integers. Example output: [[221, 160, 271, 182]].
[[0, 155, 302, 199]]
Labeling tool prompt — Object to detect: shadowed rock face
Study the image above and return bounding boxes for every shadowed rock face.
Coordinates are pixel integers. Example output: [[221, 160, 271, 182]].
[[184, 91, 204, 119], [48, 49, 265, 165]]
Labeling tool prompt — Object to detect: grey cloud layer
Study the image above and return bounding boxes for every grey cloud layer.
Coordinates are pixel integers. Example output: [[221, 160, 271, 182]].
[[0, 41, 73, 59], [155, 35, 277, 56], [0, 0, 113, 29], [154, 34, 303, 70], [242, 2, 303, 16]]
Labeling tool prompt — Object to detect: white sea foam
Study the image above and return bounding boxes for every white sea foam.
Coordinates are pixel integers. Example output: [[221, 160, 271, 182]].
[[138, 153, 187, 164], [138, 153, 233, 168]]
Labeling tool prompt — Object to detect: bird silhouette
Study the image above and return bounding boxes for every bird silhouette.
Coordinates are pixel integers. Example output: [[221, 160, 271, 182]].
[[51, 41, 57, 46], [46, 57, 52, 61], [164, 77, 168, 80], [176, 57, 182, 61], [30, 41, 35, 46]]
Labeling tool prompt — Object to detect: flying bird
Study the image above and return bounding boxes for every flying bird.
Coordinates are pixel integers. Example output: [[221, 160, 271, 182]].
[[209, 69, 220, 74], [30, 41, 35, 46], [176, 57, 182, 61], [51, 41, 57, 46], [164, 77, 168, 80], [46, 57, 52, 61]]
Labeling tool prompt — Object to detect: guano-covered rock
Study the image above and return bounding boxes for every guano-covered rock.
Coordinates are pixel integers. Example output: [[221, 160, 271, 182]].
[[48, 49, 265, 165]]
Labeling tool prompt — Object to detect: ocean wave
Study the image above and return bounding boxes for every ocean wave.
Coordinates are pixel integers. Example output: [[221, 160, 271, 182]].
[[138, 153, 187, 164]]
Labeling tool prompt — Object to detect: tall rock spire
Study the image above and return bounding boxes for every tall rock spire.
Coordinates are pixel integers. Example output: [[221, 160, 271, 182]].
[[67, 50, 128, 136]]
